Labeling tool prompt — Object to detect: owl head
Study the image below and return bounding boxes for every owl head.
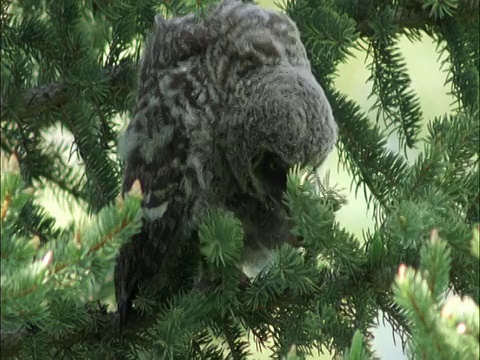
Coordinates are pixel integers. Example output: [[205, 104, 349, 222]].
[[209, 2, 338, 207], [206, 2, 338, 262], [225, 66, 337, 201], [219, 66, 338, 258]]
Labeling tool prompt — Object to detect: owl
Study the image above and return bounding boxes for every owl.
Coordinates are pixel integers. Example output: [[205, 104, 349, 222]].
[[115, 0, 338, 324]]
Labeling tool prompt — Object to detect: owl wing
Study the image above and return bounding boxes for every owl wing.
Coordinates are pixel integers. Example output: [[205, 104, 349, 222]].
[[115, 130, 189, 324], [114, 15, 208, 325]]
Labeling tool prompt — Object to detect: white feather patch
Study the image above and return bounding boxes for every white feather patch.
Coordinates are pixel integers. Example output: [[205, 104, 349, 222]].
[[242, 247, 274, 278], [143, 202, 169, 221]]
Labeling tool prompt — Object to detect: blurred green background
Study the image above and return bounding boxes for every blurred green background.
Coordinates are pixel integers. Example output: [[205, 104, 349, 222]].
[[38, 1, 454, 358]]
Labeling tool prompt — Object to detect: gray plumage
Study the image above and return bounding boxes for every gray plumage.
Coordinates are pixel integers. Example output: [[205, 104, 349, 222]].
[[115, 0, 338, 323]]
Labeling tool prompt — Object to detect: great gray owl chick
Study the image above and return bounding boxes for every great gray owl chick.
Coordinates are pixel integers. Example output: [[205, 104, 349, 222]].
[[115, 0, 338, 323]]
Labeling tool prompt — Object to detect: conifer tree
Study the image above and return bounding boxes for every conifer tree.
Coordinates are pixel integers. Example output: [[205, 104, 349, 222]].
[[1, 0, 478, 359]]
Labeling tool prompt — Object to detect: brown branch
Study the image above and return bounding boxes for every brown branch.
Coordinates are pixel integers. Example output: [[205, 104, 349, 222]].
[[354, 2, 431, 38], [0, 82, 68, 121], [354, 0, 478, 38], [0, 62, 135, 122], [23, 83, 68, 118]]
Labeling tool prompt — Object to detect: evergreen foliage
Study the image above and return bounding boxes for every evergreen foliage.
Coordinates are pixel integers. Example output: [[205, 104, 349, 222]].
[[1, 0, 478, 359]]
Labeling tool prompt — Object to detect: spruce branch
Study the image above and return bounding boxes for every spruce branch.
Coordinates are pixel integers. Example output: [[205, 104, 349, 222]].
[[342, 330, 371, 360], [352, 0, 477, 37], [326, 89, 409, 220], [2, 228, 474, 358], [1, 157, 143, 358], [2, 0, 478, 358], [0, 167, 371, 358], [367, 26, 423, 149], [5, 0, 477, 122], [393, 229, 480, 359], [0, 61, 135, 122]]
